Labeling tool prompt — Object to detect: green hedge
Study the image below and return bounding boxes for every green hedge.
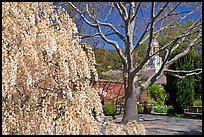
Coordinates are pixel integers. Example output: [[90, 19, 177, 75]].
[[103, 104, 117, 116]]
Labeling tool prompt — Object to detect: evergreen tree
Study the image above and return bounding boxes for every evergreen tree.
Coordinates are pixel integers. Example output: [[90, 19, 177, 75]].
[[167, 49, 195, 113], [164, 20, 201, 113]]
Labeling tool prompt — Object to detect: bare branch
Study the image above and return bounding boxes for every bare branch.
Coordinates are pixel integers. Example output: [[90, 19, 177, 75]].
[[137, 13, 201, 61], [128, 2, 135, 21], [135, 16, 201, 94], [164, 68, 202, 79], [169, 10, 191, 16], [154, 2, 169, 19], [114, 2, 127, 21], [85, 3, 126, 43], [130, 2, 141, 23], [86, 3, 95, 20], [139, 4, 144, 17], [149, 20, 201, 59], [94, 21, 127, 64], [166, 33, 202, 67], [137, 43, 173, 96], [164, 68, 202, 73], [68, 2, 127, 64], [118, 2, 128, 20], [136, 48, 170, 98], [139, 22, 174, 45], [68, 2, 97, 27], [139, 4, 201, 46], [102, 3, 114, 22], [155, 18, 165, 39], [135, 21, 201, 85], [177, 5, 201, 24], [170, 29, 200, 52], [131, 22, 150, 54], [77, 31, 116, 39], [154, 2, 182, 25], [131, 2, 155, 75], [98, 22, 126, 42], [155, 3, 200, 30]]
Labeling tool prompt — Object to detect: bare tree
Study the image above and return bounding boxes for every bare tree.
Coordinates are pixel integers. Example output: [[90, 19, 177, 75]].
[[68, 2, 202, 124]]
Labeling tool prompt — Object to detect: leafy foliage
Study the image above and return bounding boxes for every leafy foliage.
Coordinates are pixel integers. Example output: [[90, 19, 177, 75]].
[[194, 53, 202, 100], [163, 20, 201, 114], [193, 99, 202, 106], [103, 103, 117, 116], [167, 46, 195, 114], [147, 84, 165, 105], [151, 105, 173, 113], [137, 104, 143, 114]]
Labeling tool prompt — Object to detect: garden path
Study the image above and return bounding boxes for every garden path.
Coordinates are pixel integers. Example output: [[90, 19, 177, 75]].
[[104, 114, 202, 135]]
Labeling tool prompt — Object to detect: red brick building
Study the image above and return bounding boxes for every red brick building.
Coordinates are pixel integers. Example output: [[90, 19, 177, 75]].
[[93, 79, 147, 105], [94, 80, 124, 105]]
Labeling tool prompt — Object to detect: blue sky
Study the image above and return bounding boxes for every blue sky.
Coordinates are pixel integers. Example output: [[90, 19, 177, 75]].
[[56, 2, 202, 50]]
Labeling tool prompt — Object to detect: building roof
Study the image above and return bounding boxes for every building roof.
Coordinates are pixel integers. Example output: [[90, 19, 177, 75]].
[[138, 68, 167, 85]]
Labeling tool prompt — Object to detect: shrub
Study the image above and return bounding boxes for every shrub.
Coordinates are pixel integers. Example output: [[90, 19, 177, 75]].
[[166, 107, 174, 115], [147, 84, 165, 105], [103, 104, 117, 116], [151, 105, 173, 113], [147, 99, 157, 106]]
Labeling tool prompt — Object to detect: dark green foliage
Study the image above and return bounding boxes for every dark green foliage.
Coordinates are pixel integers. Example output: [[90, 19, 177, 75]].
[[162, 20, 201, 114], [103, 103, 117, 116], [166, 49, 195, 114], [194, 74, 202, 100], [166, 107, 174, 115], [175, 77, 194, 113], [194, 53, 202, 100], [167, 112, 198, 119]]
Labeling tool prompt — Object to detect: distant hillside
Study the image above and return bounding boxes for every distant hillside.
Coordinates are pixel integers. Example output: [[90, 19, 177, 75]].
[[93, 45, 147, 80], [93, 48, 123, 80]]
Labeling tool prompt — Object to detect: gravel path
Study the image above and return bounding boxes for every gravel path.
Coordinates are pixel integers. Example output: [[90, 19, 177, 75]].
[[104, 114, 202, 135]]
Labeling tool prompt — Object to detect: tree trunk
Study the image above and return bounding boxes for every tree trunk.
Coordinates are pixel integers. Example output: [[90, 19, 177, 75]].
[[121, 77, 138, 124]]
